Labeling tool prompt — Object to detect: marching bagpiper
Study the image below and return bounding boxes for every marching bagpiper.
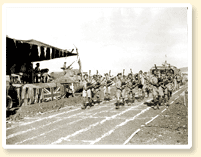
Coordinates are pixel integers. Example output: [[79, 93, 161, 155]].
[[115, 73, 123, 109], [149, 69, 163, 110], [103, 72, 113, 101], [81, 72, 93, 109], [126, 73, 138, 106]]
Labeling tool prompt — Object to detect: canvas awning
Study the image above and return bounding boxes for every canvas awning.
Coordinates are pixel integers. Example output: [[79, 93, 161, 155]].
[[6, 36, 78, 75], [6, 36, 77, 62]]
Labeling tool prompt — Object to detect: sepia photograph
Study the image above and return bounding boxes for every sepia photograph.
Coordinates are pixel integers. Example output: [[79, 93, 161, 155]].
[[2, 3, 192, 149]]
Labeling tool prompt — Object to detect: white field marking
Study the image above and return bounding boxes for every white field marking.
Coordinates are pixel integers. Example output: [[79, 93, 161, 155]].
[[7, 105, 112, 140], [145, 115, 159, 125], [170, 101, 174, 104], [123, 129, 141, 145], [89, 107, 151, 145], [174, 96, 180, 100], [50, 99, 152, 145], [161, 108, 167, 113], [14, 108, 114, 145], [6, 108, 80, 131], [121, 87, 187, 145], [7, 98, 115, 130], [6, 101, 112, 131]]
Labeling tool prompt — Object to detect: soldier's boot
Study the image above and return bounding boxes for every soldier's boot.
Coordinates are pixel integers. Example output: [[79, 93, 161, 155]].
[[88, 97, 93, 107], [153, 97, 159, 110], [81, 102, 87, 109], [158, 96, 162, 109], [97, 96, 101, 104], [115, 100, 120, 109], [122, 98, 125, 106], [81, 98, 87, 109]]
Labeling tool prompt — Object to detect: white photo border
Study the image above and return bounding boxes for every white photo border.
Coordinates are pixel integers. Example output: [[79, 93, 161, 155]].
[[2, 3, 192, 149]]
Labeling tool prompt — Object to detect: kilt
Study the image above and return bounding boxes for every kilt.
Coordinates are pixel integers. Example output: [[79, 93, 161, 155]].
[[82, 90, 87, 97], [143, 84, 149, 92], [87, 89, 91, 98], [152, 86, 164, 97], [167, 83, 173, 91], [158, 86, 164, 96], [103, 86, 111, 94], [152, 86, 158, 97]]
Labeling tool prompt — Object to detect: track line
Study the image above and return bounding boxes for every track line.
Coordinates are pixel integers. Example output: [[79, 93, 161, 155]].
[[123, 129, 141, 145], [7, 99, 115, 131], [7, 105, 112, 140], [90, 107, 151, 145], [14, 108, 114, 145], [123, 87, 186, 145], [50, 99, 152, 145]]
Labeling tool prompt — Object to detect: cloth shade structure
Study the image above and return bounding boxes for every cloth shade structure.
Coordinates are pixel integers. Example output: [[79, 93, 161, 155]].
[[6, 36, 78, 75]]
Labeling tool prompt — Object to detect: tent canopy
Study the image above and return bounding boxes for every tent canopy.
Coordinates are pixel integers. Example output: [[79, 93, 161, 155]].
[[6, 36, 78, 75]]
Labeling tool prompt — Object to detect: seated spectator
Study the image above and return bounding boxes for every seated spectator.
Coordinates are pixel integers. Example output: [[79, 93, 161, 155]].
[[42, 69, 51, 83]]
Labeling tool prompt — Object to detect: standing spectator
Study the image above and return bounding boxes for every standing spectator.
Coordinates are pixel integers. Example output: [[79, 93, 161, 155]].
[[20, 63, 27, 84], [34, 63, 41, 83]]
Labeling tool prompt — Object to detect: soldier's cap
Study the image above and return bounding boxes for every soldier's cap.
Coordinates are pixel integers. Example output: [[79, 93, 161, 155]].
[[139, 70, 143, 73], [84, 74, 88, 77], [128, 73, 132, 77], [104, 73, 108, 76], [144, 72, 147, 74], [117, 73, 122, 76]]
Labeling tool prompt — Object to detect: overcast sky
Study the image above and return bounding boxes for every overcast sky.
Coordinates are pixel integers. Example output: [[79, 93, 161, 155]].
[[6, 6, 188, 75]]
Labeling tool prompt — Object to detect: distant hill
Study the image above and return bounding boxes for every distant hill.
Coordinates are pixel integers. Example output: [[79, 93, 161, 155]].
[[179, 67, 188, 73]]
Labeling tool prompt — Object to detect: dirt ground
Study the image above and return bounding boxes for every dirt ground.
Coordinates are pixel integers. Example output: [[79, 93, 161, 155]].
[[6, 86, 117, 125], [128, 92, 188, 145]]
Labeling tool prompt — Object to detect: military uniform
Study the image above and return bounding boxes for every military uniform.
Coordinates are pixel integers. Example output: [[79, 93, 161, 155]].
[[115, 73, 123, 109], [138, 71, 145, 100], [150, 73, 162, 110], [121, 76, 127, 104], [176, 75, 182, 89], [143, 73, 150, 98], [81, 75, 93, 109], [126, 74, 137, 105], [103, 74, 112, 100], [91, 76, 101, 104], [160, 75, 169, 106], [166, 74, 174, 100]]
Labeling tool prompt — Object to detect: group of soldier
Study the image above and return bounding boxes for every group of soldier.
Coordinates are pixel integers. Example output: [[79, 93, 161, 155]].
[[80, 68, 184, 110]]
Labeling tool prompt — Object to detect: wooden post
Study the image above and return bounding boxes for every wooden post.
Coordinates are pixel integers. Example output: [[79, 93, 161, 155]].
[[123, 69, 125, 76], [96, 70, 98, 75], [109, 70, 111, 77], [89, 70, 91, 81], [51, 87, 54, 101]]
